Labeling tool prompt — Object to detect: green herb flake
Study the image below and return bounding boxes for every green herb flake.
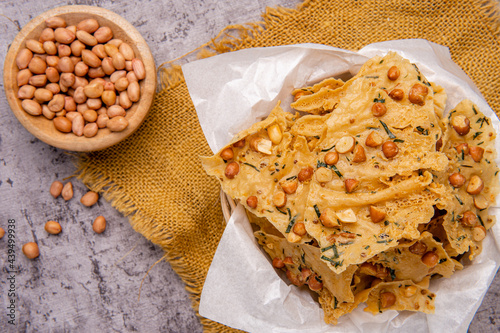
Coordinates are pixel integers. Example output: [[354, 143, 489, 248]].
[[314, 204, 321, 218], [285, 213, 299, 233], [455, 195, 464, 205], [416, 126, 429, 135], [478, 214, 485, 227], [379, 120, 396, 139], [321, 144, 336, 152], [286, 175, 297, 181], [243, 162, 260, 172], [365, 75, 379, 79], [472, 132, 483, 140], [393, 139, 404, 143]]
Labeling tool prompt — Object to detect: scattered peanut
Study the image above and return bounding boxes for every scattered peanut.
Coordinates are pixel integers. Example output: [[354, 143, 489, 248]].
[[0, 227, 4, 239], [49, 180, 63, 198], [93, 216, 106, 234], [45, 221, 62, 235], [387, 66, 400, 80], [448, 172, 466, 188], [220, 147, 234, 160], [81, 191, 99, 207], [246, 196, 258, 209], [224, 161, 239, 179], [382, 141, 399, 159], [408, 83, 428, 106], [61, 181, 74, 201], [22, 242, 40, 259], [389, 88, 404, 101]]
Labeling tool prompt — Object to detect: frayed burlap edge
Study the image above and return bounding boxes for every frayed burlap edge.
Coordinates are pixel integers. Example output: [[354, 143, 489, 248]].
[[76, 0, 500, 332]]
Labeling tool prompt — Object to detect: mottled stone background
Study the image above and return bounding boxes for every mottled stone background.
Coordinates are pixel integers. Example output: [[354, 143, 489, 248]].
[[0, 0, 498, 332]]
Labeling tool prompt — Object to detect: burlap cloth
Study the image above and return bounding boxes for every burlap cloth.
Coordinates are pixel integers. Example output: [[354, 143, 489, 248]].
[[77, 0, 500, 331]]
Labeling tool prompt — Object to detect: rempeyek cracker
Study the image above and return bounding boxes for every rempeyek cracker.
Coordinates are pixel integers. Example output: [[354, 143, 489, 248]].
[[201, 52, 499, 324]]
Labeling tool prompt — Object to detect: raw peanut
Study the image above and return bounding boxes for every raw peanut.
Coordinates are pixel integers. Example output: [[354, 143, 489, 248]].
[[45, 17, 66, 29], [93, 216, 106, 234], [43, 41, 57, 55], [320, 208, 339, 228], [126, 71, 138, 83], [16, 48, 33, 69], [315, 167, 332, 183], [88, 67, 105, 78], [28, 74, 47, 87], [34, 54, 47, 61], [387, 66, 400, 80], [119, 91, 132, 109], [408, 83, 428, 106], [39, 28, 55, 43], [101, 90, 116, 106], [104, 82, 115, 91], [28, 56, 46, 74], [46, 55, 59, 67], [472, 226, 487, 242], [101, 57, 115, 75], [70, 56, 81, 65], [21, 99, 42, 116], [467, 175, 484, 195], [469, 146, 484, 162], [107, 39, 123, 47], [352, 145, 366, 163], [112, 52, 126, 70], [66, 25, 77, 34], [73, 87, 87, 104], [77, 19, 99, 33], [60, 73, 75, 88], [106, 116, 128, 131], [17, 69, 32, 86], [97, 107, 108, 115], [18, 85, 36, 99], [365, 131, 383, 147], [89, 78, 106, 86], [86, 98, 102, 110], [380, 292, 396, 308], [84, 81, 104, 98], [91, 44, 107, 59], [54, 28, 75, 44], [94, 26, 113, 43], [336, 136, 355, 153], [96, 114, 109, 128], [55, 109, 66, 117], [125, 61, 133, 71], [64, 96, 76, 111], [119, 43, 135, 60], [72, 77, 88, 89], [132, 58, 146, 80], [451, 115, 470, 136], [26, 39, 45, 54], [81, 49, 101, 68], [46, 66, 59, 83], [57, 44, 72, 57], [80, 191, 99, 206], [59, 82, 69, 93], [371, 102, 387, 117], [54, 116, 72, 132], [74, 61, 89, 76], [72, 113, 84, 136], [61, 181, 73, 200], [34, 88, 53, 102], [76, 30, 98, 46], [58, 56, 74, 73], [127, 81, 140, 102], [370, 206, 386, 223], [49, 180, 63, 198], [48, 94, 65, 112], [272, 191, 287, 207], [42, 105, 55, 119], [45, 83, 61, 94], [83, 123, 98, 138], [45, 221, 62, 235], [66, 111, 79, 122], [344, 178, 359, 193], [324, 151, 339, 165], [22, 242, 40, 259], [77, 103, 89, 113], [114, 77, 129, 91], [298, 166, 314, 182], [448, 172, 466, 188], [70, 40, 86, 57], [110, 70, 126, 83], [107, 105, 126, 118], [104, 44, 119, 57], [389, 88, 404, 101], [382, 141, 399, 159]]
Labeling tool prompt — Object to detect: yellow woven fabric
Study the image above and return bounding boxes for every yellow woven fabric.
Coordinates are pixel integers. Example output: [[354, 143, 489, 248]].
[[77, 1, 500, 331]]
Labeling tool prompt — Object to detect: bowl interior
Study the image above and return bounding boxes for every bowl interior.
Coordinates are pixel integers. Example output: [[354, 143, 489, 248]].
[[4, 5, 156, 152]]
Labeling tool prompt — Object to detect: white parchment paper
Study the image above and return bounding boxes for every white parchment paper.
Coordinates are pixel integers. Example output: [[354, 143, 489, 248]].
[[183, 40, 500, 333]]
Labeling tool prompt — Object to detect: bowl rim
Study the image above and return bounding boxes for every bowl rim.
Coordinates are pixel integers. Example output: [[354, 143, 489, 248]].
[[3, 5, 156, 152]]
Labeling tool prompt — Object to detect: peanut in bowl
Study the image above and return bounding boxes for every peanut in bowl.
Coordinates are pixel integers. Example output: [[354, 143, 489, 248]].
[[3, 5, 156, 152]]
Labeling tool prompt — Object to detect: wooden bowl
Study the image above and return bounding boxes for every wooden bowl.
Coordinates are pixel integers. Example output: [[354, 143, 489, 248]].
[[3, 5, 156, 151]]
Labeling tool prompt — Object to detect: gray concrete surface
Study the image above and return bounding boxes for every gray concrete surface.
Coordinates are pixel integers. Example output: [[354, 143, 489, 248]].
[[0, 0, 498, 332]]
